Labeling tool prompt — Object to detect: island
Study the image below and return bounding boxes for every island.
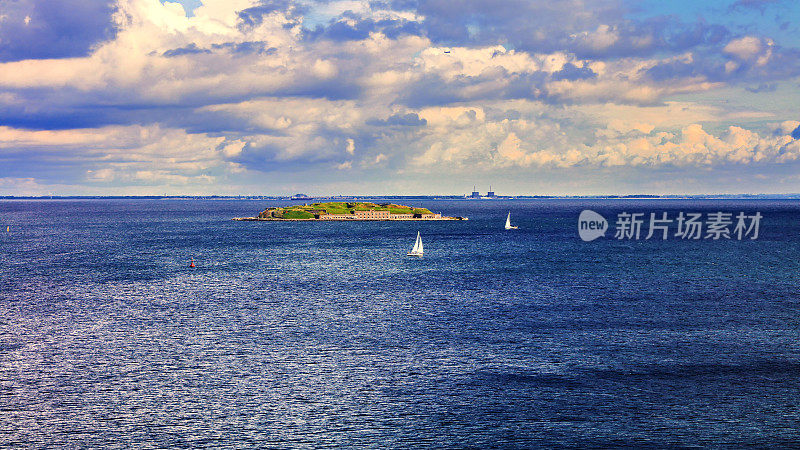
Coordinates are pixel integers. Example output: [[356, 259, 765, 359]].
[[233, 201, 468, 221]]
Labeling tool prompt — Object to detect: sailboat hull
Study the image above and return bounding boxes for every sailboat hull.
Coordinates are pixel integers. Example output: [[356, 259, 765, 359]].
[[407, 252, 423, 256], [505, 213, 518, 230]]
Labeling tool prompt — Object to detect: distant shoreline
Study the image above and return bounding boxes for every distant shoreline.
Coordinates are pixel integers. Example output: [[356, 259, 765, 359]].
[[232, 216, 468, 221], [4, 195, 800, 200]]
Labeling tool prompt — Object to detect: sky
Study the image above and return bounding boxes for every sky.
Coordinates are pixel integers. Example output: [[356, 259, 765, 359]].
[[0, 0, 799, 195]]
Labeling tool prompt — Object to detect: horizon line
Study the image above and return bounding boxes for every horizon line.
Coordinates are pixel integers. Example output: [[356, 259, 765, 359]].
[[4, 194, 800, 200]]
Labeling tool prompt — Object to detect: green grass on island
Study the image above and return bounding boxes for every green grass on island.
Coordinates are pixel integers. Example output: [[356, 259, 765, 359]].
[[281, 210, 316, 220], [258, 202, 433, 219]]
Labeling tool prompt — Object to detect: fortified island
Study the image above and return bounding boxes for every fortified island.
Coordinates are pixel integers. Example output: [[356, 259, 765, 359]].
[[233, 201, 467, 221]]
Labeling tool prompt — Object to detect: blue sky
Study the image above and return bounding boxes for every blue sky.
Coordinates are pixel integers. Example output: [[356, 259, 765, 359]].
[[0, 0, 798, 195]]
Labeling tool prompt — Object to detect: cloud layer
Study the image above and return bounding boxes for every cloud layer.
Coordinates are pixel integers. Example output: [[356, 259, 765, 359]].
[[0, 0, 799, 194]]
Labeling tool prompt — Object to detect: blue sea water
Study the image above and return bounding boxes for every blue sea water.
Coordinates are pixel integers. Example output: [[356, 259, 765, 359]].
[[1, 199, 800, 447]]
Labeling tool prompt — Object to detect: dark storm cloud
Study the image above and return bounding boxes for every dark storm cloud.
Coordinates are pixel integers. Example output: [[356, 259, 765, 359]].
[[367, 0, 617, 49], [229, 127, 351, 171], [551, 63, 596, 81], [327, 1, 733, 67], [0, 0, 118, 62], [237, 0, 304, 27], [643, 58, 714, 81], [307, 15, 372, 41], [397, 70, 552, 108], [642, 42, 800, 85], [303, 13, 423, 42], [162, 41, 277, 57], [162, 43, 212, 57], [529, 18, 729, 60], [373, 0, 732, 60]]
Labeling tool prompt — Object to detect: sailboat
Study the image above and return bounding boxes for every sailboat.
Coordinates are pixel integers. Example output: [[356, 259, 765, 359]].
[[407, 231, 424, 256], [504, 212, 518, 230]]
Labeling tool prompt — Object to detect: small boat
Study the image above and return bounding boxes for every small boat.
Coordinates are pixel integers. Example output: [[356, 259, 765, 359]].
[[407, 231, 424, 256], [504, 212, 518, 230]]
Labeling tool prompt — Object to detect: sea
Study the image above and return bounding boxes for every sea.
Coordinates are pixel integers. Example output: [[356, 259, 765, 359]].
[[1, 199, 799, 447]]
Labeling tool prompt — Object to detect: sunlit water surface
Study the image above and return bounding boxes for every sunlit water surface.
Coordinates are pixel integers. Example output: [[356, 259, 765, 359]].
[[1, 199, 800, 447]]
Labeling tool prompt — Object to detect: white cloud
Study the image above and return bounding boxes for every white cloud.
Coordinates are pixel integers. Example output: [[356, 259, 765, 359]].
[[571, 24, 620, 51], [723, 36, 763, 60], [0, 123, 246, 189], [0, 0, 799, 195], [407, 106, 800, 171]]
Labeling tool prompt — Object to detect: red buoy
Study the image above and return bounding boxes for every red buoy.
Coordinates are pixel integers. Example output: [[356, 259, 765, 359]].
[[189, 258, 195, 268]]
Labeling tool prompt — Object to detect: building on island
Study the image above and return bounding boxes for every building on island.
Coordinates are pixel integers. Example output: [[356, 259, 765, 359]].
[[319, 211, 424, 220], [487, 186, 496, 198], [322, 214, 354, 220], [355, 210, 390, 219]]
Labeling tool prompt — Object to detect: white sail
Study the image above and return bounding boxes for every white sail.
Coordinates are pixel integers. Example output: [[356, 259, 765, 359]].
[[408, 231, 423, 256], [505, 212, 518, 230]]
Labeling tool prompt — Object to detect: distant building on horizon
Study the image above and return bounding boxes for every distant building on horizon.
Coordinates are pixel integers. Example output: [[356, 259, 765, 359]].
[[470, 186, 481, 198], [467, 185, 499, 198]]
